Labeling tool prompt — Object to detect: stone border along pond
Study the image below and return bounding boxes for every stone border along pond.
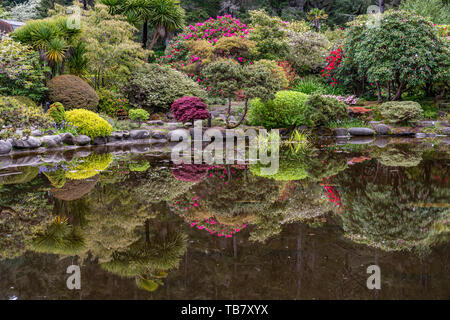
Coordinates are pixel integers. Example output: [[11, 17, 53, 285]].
[[0, 119, 449, 158]]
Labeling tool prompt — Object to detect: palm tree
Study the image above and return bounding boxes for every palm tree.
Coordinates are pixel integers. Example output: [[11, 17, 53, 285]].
[[100, 0, 184, 49], [307, 8, 328, 32], [147, 0, 185, 50]]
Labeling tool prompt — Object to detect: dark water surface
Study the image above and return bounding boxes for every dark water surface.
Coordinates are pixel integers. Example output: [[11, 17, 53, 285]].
[[0, 142, 449, 300]]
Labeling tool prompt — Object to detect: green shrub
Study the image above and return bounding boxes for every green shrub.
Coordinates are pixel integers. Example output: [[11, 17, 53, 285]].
[[128, 109, 149, 127], [47, 102, 65, 124], [65, 109, 113, 139], [248, 91, 308, 129], [303, 94, 348, 127], [12, 96, 38, 108], [0, 96, 52, 139], [123, 63, 206, 112], [48, 75, 99, 111], [377, 101, 424, 126], [97, 88, 128, 117]]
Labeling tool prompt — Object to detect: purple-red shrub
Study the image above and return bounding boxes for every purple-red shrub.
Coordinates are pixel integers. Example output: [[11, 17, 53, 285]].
[[171, 96, 210, 123], [172, 164, 210, 182]]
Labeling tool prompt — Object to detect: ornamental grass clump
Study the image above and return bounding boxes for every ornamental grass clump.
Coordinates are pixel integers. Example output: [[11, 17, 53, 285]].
[[171, 96, 210, 123], [65, 109, 113, 138]]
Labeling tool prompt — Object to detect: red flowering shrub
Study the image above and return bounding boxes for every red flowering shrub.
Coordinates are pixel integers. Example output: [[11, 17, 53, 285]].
[[171, 96, 210, 123], [277, 60, 297, 87], [321, 46, 342, 87]]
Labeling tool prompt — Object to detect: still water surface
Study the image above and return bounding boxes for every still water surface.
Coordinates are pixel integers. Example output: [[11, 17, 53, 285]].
[[0, 142, 449, 299]]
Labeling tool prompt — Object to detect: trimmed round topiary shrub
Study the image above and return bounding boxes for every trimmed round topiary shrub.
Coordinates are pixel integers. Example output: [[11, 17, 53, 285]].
[[65, 109, 113, 138], [171, 96, 210, 123], [377, 101, 423, 126], [303, 94, 348, 127], [47, 102, 65, 124], [128, 108, 149, 127], [48, 75, 99, 111], [248, 91, 308, 129], [122, 63, 206, 112]]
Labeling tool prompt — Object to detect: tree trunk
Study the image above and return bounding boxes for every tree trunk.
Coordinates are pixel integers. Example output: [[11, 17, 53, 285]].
[[149, 31, 160, 50], [387, 81, 391, 100], [142, 20, 148, 49], [375, 81, 383, 103], [227, 99, 249, 129], [392, 81, 405, 101], [82, 0, 88, 10], [435, 87, 446, 103], [379, 0, 385, 13]]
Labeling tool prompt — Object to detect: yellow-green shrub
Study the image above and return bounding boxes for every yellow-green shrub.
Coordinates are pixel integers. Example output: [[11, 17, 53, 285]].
[[66, 153, 113, 180], [65, 109, 113, 138]]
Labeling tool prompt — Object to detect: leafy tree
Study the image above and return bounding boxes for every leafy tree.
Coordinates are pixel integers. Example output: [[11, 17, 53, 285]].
[[0, 37, 49, 101], [202, 59, 281, 128], [400, 0, 450, 24], [336, 10, 449, 101]]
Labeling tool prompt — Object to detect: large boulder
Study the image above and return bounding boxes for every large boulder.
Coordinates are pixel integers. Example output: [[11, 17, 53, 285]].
[[0, 140, 12, 154], [11, 137, 42, 149], [130, 129, 150, 139], [348, 127, 375, 136], [74, 135, 91, 146], [41, 135, 63, 148]]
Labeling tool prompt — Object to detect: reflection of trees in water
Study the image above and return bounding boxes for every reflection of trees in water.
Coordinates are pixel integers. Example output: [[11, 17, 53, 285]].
[[335, 156, 450, 253]]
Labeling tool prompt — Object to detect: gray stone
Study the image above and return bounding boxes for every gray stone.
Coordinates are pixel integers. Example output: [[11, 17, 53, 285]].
[[60, 133, 76, 145], [168, 129, 188, 142], [0, 140, 12, 154], [130, 129, 150, 139], [151, 130, 167, 140], [229, 115, 237, 123], [374, 137, 389, 148], [108, 132, 124, 142], [374, 124, 390, 135], [442, 127, 450, 135], [93, 136, 107, 145], [415, 133, 427, 139], [418, 121, 437, 127], [334, 128, 349, 137], [122, 131, 130, 139], [42, 135, 62, 148], [348, 127, 375, 136], [167, 122, 181, 129], [425, 132, 437, 138], [31, 130, 44, 137], [210, 110, 219, 117], [12, 137, 42, 149], [148, 120, 164, 126], [74, 135, 91, 146]]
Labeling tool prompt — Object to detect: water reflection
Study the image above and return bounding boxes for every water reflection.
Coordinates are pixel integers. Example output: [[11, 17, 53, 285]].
[[0, 143, 449, 299]]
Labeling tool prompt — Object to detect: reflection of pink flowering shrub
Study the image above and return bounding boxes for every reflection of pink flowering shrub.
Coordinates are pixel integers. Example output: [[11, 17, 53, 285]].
[[171, 96, 210, 123], [171, 164, 210, 182], [322, 95, 359, 106]]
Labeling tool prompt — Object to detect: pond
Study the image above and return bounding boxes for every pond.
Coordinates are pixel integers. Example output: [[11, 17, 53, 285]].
[[0, 140, 449, 300]]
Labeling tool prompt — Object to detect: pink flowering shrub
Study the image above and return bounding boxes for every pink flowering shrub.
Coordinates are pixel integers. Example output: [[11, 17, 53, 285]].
[[171, 96, 210, 123], [158, 15, 251, 84], [172, 164, 210, 182], [322, 95, 359, 106]]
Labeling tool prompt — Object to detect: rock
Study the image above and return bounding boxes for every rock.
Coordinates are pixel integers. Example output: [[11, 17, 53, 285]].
[[151, 130, 167, 140], [42, 135, 62, 148], [74, 135, 91, 146], [60, 133, 76, 145], [107, 131, 124, 142], [31, 130, 44, 137], [425, 132, 437, 138], [210, 110, 219, 117], [12, 137, 42, 149], [148, 120, 164, 126], [168, 129, 189, 142], [418, 120, 437, 127], [348, 127, 375, 136], [93, 136, 107, 145], [130, 129, 150, 139], [415, 133, 427, 138], [167, 122, 181, 129], [442, 127, 450, 135], [334, 128, 349, 137], [374, 124, 390, 135], [0, 140, 12, 154], [229, 115, 237, 123], [122, 131, 130, 139], [374, 137, 389, 148], [44, 129, 56, 135]]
